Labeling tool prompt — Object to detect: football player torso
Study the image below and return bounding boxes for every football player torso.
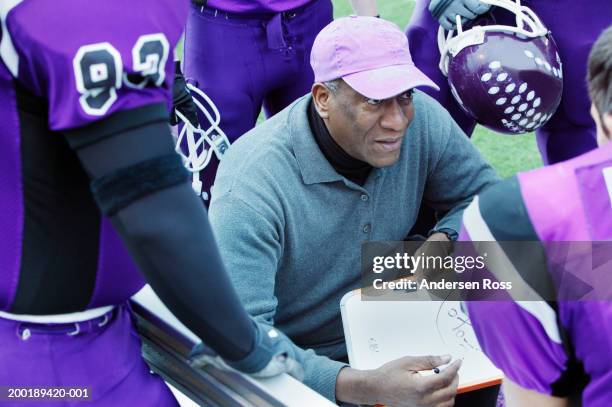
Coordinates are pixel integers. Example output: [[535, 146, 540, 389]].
[[461, 143, 612, 403], [0, 0, 187, 314], [204, 0, 313, 14]]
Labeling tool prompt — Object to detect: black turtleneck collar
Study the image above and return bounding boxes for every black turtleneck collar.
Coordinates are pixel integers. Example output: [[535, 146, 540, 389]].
[[307, 99, 372, 186]]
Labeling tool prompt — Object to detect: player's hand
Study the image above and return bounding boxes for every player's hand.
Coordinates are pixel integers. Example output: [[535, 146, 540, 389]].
[[429, 0, 491, 31], [370, 355, 461, 407], [189, 322, 304, 381], [170, 63, 200, 128]]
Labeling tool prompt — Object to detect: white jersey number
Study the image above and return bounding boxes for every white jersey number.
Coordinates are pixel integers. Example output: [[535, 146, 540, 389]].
[[73, 34, 170, 116]]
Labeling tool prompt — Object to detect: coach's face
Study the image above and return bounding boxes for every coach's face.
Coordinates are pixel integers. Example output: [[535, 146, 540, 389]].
[[312, 80, 414, 168]]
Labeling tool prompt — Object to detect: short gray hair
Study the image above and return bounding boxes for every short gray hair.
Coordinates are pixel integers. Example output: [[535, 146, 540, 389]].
[[588, 26, 612, 119], [323, 78, 343, 94], [588, 25, 612, 137]]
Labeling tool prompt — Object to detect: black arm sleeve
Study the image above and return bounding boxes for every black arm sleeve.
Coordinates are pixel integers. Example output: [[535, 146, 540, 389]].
[[63, 104, 254, 361]]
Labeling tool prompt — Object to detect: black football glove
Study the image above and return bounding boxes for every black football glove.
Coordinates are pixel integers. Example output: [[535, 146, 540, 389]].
[[189, 321, 304, 380], [170, 61, 200, 128], [429, 0, 491, 30]]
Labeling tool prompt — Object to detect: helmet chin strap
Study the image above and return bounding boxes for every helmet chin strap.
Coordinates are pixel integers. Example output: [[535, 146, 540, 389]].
[[437, 0, 548, 76], [174, 84, 232, 200]]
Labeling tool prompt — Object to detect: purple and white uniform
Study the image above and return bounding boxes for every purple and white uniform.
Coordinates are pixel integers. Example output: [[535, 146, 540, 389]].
[[183, 0, 333, 203], [459, 142, 612, 405], [0, 1, 186, 404], [406, 0, 611, 164]]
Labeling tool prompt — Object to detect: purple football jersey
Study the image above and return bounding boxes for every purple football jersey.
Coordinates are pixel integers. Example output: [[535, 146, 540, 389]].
[[6, 0, 186, 130], [206, 0, 313, 13], [0, 0, 187, 313], [518, 143, 612, 241], [460, 143, 612, 404]]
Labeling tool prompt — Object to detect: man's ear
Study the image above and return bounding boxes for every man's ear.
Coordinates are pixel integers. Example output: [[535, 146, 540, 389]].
[[591, 103, 612, 145], [311, 83, 332, 120], [603, 112, 612, 139]]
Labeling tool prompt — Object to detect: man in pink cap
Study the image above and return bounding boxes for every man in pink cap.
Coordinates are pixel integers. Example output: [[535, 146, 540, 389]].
[[208, 16, 499, 405]]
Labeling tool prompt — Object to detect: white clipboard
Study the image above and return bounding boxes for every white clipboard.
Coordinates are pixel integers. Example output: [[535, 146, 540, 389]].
[[340, 289, 503, 394]]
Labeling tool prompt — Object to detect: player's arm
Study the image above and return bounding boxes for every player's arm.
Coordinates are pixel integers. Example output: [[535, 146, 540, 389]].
[[62, 106, 302, 378], [465, 298, 573, 407], [503, 378, 569, 407], [460, 179, 575, 405], [348, 0, 379, 17]]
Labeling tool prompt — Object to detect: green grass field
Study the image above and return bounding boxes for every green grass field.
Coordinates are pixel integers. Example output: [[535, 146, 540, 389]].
[[331, 0, 543, 178]]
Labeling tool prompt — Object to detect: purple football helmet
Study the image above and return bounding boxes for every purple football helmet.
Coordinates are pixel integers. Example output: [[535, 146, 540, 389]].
[[438, 0, 563, 135]]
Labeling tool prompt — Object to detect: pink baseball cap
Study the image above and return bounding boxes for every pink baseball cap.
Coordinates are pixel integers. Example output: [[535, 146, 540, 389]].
[[310, 16, 439, 99]]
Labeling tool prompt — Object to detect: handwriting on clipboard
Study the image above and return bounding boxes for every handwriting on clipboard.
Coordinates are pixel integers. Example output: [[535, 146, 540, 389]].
[[436, 302, 481, 354]]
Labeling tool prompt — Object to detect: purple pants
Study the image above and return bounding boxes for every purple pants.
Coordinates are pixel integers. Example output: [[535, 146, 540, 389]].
[[183, 0, 333, 203], [406, 0, 608, 165], [0, 305, 178, 406]]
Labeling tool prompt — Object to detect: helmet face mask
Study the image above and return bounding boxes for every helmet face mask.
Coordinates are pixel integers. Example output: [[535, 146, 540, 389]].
[[174, 84, 231, 199], [438, 0, 563, 135]]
